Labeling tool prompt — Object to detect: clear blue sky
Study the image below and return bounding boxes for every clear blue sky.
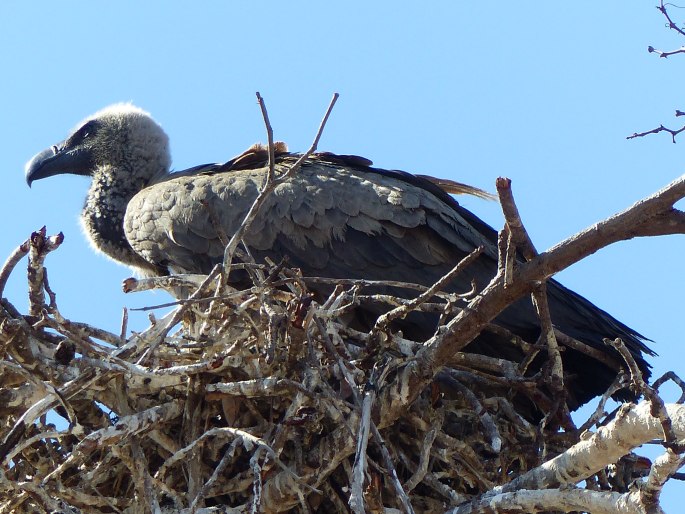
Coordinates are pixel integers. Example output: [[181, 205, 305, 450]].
[[1, 1, 684, 508]]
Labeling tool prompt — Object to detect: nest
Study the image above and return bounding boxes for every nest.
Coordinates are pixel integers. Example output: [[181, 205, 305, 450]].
[[0, 228, 682, 514]]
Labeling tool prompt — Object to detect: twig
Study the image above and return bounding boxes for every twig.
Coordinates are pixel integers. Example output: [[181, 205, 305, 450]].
[[653, 371, 685, 403], [440, 370, 502, 453], [374, 246, 483, 332], [495, 178, 565, 417], [658, 0, 685, 38], [578, 375, 627, 432], [369, 423, 415, 514], [119, 307, 128, 344], [349, 384, 373, 514], [532, 284, 565, 411], [350, 354, 396, 514], [647, 45, 685, 58], [220, 93, 339, 276], [256, 92, 276, 183], [189, 443, 237, 513], [156, 426, 303, 486], [496, 226, 510, 281], [0, 238, 30, 298], [129, 438, 161, 512], [123, 273, 209, 293], [305, 275, 472, 296], [404, 416, 441, 492], [632, 3, 685, 142], [627, 123, 685, 143], [496, 177, 537, 260], [129, 286, 275, 312], [553, 329, 623, 370], [26, 228, 63, 317], [43, 401, 183, 485], [640, 448, 685, 511], [608, 337, 683, 452], [135, 264, 222, 364]]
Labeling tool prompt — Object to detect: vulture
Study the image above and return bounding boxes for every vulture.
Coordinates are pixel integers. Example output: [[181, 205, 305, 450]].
[[25, 103, 652, 411]]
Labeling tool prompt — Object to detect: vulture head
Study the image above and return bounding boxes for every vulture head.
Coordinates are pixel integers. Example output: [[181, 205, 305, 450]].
[[25, 104, 172, 273], [26, 103, 171, 186]]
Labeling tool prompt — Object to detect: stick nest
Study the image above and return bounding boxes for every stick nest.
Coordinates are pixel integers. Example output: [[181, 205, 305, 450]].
[[0, 228, 675, 514]]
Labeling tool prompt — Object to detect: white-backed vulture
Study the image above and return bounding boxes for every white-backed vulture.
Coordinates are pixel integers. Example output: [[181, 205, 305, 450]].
[[25, 103, 653, 412]]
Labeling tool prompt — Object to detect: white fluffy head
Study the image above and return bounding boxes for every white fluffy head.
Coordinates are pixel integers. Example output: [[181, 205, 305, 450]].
[[83, 103, 171, 180]]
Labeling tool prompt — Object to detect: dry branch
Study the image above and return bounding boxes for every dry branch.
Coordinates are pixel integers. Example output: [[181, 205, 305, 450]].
[[628, 1, 685, 142], [220, 93, 339, 275]]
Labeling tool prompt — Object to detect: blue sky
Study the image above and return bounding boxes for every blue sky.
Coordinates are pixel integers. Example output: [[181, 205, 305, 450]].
[[1, 1, 684, 508]]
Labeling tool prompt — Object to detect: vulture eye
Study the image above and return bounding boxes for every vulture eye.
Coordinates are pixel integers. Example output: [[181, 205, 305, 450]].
[[67, 119, 100, 148]]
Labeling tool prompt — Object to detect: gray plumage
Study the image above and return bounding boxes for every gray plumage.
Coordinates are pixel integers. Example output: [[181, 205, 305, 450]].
[[126, 162, 493, 281], [25, 104, 653, 411]]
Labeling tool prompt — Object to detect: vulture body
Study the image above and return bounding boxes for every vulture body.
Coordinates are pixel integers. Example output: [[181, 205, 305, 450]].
[[25, 104, 653, 411]]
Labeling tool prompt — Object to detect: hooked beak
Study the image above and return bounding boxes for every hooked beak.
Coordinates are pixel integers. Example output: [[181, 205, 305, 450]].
[[25, 144, 93, 187]]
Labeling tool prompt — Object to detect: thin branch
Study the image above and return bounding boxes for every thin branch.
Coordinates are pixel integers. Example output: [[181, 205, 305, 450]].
[[256, 92, 276, 183], [658, 0, 685, 38], [653, 371, 685, 403], [627, 123, 685, 143], [640, 448, 685, 511], [496, 177, 538, 260], [0, 237, 30, 298], [647, 45, 685, 58], [136, 264, 222, 364], [220, 93, 339, 275], [374, 246, 483, 332], [495, 178, 565, 418], [632, 2, 685, 142], [608, 337, 683, 452]]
